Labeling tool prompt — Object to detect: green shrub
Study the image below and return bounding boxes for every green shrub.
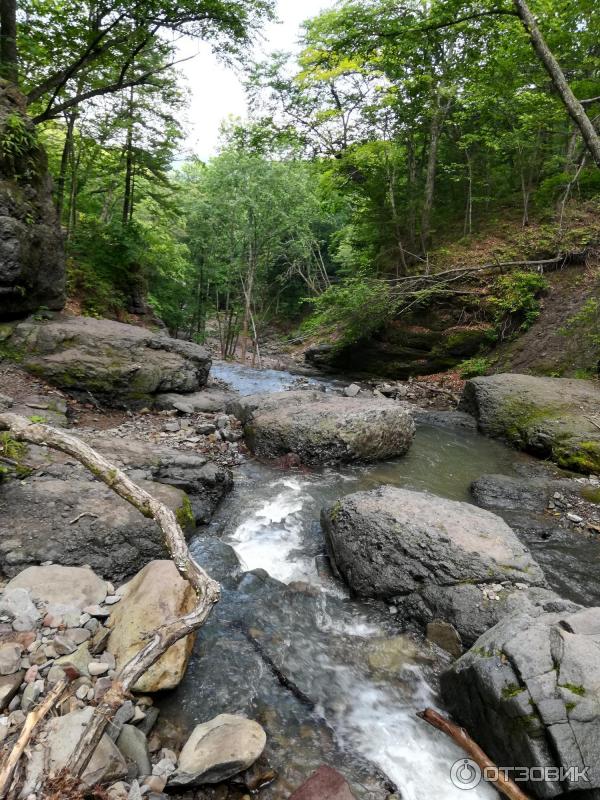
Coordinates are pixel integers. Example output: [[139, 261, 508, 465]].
[[459, 356, 490, 378], [489, 271, 548, 341]]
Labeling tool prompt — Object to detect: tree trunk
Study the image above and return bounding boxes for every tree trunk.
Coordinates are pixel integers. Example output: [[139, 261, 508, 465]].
[[0, 0, 17, 85], [513, 0, 600, 168], [421, 96, 450, 251], [56, 113, 76, 222], [122, 86, 135, 224]]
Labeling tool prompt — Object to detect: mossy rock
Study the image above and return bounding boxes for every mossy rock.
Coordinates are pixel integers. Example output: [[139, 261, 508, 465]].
[[460, 373, 600, 474]]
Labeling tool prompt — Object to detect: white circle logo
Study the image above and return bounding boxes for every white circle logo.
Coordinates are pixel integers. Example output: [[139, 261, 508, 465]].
[[451, 758, 482, 790]]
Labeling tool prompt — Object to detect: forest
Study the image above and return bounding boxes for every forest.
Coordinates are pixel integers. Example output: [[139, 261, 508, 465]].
[[1, 0, 599, 373]]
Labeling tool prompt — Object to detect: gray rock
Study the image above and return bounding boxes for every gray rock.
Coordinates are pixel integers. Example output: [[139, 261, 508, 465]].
[[0, 643, 22, 675], [7, 565, 107, 609], [442, 604, 600, 798], [322, 486, 546, 643], [460, 373, 600, 474], [170, 714, 266, 786], [21, 679, 43, 711], [0, 671, 24, 710], [0, 587, 40, 631], [228, 390, 415, 465], [107, 701, 135, 741], [471, 473, 582, 513], [81, 436, 233, 526], [154, 389, 235, 414], [23, 706, 127, 791], [0, 85, 64, 319], [0, 476, 194, 583], [4, 315, 211, 407], [117, 725, 152, 777]]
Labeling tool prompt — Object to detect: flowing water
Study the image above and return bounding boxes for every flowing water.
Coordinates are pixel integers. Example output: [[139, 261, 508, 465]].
[[163, 363, 526, 799]]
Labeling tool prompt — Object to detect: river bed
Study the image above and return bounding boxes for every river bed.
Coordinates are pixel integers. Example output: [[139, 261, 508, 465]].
[[160, 362, 529, 799]]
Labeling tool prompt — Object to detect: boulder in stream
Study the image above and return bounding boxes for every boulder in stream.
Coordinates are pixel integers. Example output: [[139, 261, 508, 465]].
[[227, 390, 415, 465], [170, 713, 266, 786], [322, 485, 548, 645], [2, 315, 211, 407], [442, 603, 600, 799], [460, 373, 600, 474]]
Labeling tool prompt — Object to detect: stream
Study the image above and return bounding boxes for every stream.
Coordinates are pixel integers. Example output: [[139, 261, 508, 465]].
[[160, 362, 528, 799]]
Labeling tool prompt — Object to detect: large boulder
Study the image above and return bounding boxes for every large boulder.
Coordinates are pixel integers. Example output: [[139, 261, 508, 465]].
[[442, 603, 600, 799], [171, 714, 267, 786], [460, 374, 600, 474], [6, 565, 107, 608], [227, 390, 415, 465], [322, 486, 547, 645], [0, 86, 64, 319], [3, 315, 211, 407], [106, 560, 196, 692], [0, 474, 194, 583]]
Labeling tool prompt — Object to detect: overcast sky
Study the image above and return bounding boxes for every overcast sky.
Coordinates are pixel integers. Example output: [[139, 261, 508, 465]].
[[178, 0, 333, 160]]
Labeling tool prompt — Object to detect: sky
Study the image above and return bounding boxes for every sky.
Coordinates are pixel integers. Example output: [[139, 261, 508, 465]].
[[178, 0, 333, 160]]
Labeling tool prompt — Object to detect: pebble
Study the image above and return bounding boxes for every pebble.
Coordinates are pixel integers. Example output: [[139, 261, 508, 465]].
[[83, 604, 110, 618], [104, 595, 121, 605], [88, 661, 109, 676], [76, 685, 89, 700], [24, 665, 39, 683], [567, 513, 584, 524], [93, 676, 112, 701]]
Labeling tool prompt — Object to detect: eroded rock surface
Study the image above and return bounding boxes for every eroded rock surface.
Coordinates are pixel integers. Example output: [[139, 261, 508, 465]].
[[442, 603, 600, 798], [0, 474, 193, 583], [0, 86, 64, 319]]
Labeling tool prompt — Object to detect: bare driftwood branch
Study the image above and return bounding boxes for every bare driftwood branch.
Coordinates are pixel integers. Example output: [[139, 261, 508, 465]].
[[0, 413, 221, 790], [417, 708, 532, 800], [0, 676, 74, 797]]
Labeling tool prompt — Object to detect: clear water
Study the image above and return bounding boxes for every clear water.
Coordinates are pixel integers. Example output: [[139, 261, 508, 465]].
[[194, 363, 517, 798], [211, 360, 335, 395]]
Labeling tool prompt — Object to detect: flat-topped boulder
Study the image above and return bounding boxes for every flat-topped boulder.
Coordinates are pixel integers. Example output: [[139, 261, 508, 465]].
[[0, 474, 194, 583], [322, 486, 547, 645], [460, 373, 600, 474], [3, 315, 211, 407], [442, 603, 600, 798], [227, 390, 415, 465]]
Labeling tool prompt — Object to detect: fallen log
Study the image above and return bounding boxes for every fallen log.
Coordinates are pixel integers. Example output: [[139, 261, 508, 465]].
[[417, 708, 531, 800], [0, 413, 221, 795]]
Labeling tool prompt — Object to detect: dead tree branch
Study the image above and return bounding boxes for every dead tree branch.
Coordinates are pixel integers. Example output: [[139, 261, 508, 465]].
[[0, 413, 221, 791], [417, 708, 532, 800], [0, 676, 74, 797]]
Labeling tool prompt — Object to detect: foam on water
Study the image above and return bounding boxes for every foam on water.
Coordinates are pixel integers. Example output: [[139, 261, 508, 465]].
[[228, 478, 318, 583]]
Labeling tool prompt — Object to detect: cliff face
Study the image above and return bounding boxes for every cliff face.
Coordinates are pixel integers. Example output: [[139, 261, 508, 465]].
[[0, 83, 65, 319]]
